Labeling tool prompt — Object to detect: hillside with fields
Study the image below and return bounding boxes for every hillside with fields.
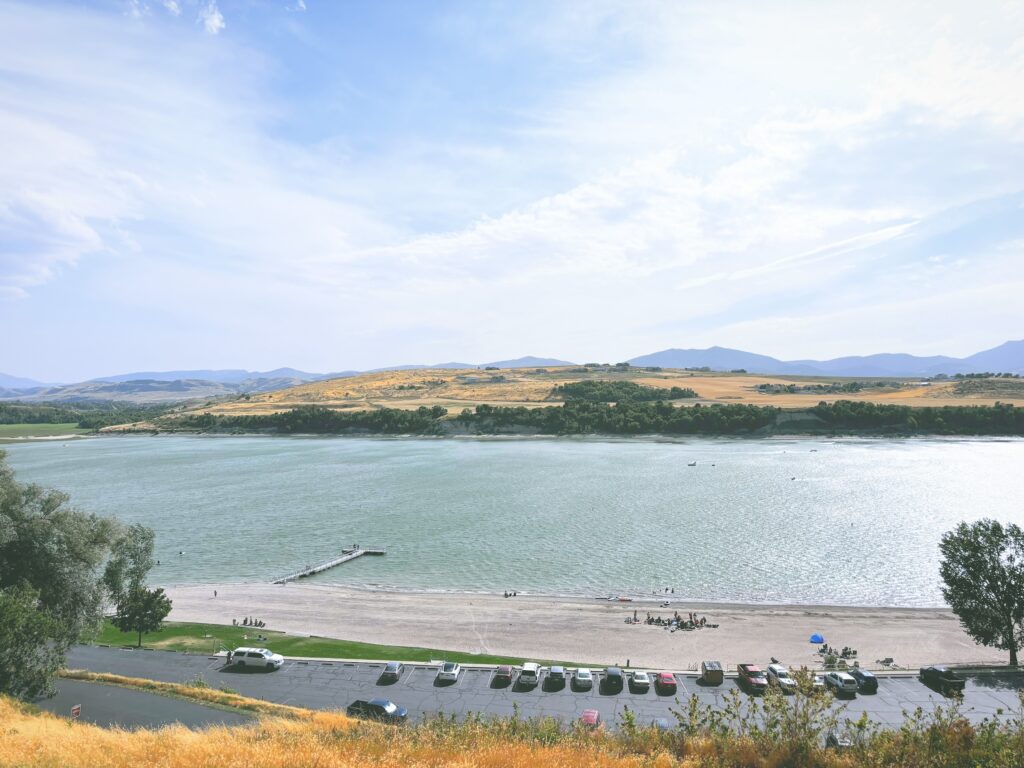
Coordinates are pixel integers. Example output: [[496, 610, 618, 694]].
[[171, 366, 1024, 420]]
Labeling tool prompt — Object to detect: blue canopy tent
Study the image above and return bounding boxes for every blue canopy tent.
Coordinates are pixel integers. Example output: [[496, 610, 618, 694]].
[[809, 633, 825, 644]]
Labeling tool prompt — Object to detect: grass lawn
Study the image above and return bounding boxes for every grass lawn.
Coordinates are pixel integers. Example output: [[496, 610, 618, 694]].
[[0, 423, 88, 438], [91, 620, 596, 667]]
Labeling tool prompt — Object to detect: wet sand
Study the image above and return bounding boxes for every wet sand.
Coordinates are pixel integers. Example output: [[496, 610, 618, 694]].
[[164, 583, 1002, 670]]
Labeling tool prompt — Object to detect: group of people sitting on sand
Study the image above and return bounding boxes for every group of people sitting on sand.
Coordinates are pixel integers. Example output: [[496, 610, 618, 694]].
[[817, 643, 857, 658], [626, 611, 714, 630], [503, 591, 519, 597], [233, 616, 266, 628]]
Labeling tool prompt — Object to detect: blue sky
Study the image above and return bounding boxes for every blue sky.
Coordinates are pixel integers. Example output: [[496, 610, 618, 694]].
[[2, 0, 1023, 381]]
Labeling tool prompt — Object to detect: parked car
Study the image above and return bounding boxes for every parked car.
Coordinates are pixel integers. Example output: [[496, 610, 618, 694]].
[[379, 661, 404, 683], [579, 709, 601, 729], [824, 671, 858, 697], [347, 698, 409, 724], [630, 670, 651, 692], [548, 665, 567, 686], [766, 664, 797, 693], [812, 674, 826, 692], [655, 672, 677, 694], [493, 665, 514, 685], [436, 662, 461, 683], [574, 667, 594, 690], [825, 729, 854, 749], [231, 647, 284, 670], [919, 665, 966, 695], [849, 667, 878, 693], [519, 662, 542, 687], [603, 666, 624, 693], [737, 664, 768, 693]]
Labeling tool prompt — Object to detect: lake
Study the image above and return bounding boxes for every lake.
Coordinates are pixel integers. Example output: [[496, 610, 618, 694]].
[[5, 435, 1023, 607]]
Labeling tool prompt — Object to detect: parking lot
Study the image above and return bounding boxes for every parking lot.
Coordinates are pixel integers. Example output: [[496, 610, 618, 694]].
[[66, 646, 1024, 730]]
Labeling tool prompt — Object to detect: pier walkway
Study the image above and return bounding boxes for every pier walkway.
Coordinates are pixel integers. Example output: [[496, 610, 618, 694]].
[[273, 547, 386, 584]]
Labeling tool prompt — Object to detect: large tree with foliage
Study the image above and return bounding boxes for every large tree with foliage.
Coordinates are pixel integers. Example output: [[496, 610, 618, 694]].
[[939, 519, 1024, 666], [0, 450, 118, 649], [112, 586, 172, 647], [0, 450, 158, 699], [0, 584, 65, 698]]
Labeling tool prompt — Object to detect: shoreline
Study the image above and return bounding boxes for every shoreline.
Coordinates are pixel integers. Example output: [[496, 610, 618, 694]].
[[164, 582, 1001, 670], [90, 430, 1024, 443], [161, 579, 950, 611]]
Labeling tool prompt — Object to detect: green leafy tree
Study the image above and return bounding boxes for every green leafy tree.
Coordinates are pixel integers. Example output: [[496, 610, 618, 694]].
[[103, 523, 156, 603], [939, 519, 1024, 665], [112, 586, 173, 648], [0, 585, 64, 699], [0, 450, 118, 649]]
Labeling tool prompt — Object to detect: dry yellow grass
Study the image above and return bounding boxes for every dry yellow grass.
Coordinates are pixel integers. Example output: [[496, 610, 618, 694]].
[[173, 366, 1024, 421], [0, 694, 677, 768]]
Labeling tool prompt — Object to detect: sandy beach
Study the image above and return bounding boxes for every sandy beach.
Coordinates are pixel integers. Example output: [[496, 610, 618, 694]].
[[164, 583, 1002, 670]]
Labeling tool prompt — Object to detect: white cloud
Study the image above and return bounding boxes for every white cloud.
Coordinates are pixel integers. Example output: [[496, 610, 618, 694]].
[[162, 0, 181, 17], [2, 0, 1023, 375], [198, 1, 224, 35]]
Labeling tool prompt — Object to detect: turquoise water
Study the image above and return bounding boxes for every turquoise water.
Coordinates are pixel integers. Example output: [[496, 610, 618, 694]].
[[4, 435, 1023, 607]]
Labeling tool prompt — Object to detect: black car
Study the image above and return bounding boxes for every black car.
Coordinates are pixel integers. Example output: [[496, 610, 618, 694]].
[[849, 667, 878, 693], [347, 698, 409, 723], [603, 666, 624, 693], [919, 665, 966, 695]]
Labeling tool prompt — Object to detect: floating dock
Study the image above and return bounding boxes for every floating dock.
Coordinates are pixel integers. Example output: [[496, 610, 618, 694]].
[[273, 547, 386, 584]]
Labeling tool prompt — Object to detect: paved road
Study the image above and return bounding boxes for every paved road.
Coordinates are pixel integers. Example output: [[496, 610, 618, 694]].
[[35, 677, 254, 729], [67, 646, 1024, 730]]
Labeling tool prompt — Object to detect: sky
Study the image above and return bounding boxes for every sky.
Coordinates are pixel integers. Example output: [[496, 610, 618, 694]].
[[2, 0, 1023, 382]]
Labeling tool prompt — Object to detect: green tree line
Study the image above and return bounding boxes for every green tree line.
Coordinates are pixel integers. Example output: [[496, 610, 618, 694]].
[[553, 380, 698, 402], [0, 401, 171, 429], [168, 400, 1024, 437], [178, 405, 450, 434]]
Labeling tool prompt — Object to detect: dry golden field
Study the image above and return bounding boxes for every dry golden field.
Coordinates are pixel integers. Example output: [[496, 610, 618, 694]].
[[182, 366, 1024, 419]]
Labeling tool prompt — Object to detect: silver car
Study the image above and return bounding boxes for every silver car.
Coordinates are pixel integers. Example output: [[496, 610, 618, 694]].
[[574, 667, 594, 690], [767, 664, 797, 693]]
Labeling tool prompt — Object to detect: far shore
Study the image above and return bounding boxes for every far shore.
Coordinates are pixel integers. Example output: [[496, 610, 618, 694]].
[[164, 583, 1001, 671]]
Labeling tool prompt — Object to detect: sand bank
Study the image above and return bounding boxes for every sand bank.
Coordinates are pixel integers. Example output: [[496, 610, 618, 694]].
[[163, 584, 1002, 670]]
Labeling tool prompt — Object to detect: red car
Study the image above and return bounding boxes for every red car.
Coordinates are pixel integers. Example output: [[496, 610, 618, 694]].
[[579, 709, 601, 729], [737, 664, 769, 692], [493, 665, 513, 685], [655, 672, 677, 694]]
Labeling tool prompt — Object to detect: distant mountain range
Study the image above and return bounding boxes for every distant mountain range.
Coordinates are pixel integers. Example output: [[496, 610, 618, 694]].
[[627, 340, 1024, 377], [1, 344, 1020, 403]]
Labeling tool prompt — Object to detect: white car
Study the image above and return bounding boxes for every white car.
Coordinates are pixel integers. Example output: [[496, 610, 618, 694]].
[[573, 667, 594, 690], [436, 662, 461, 683], [519, 662, 541, 687], [231, 647, 284, 669], [824, 671, 858, 697], [630, 670, 651, 692], [767, 664, 797, 693]]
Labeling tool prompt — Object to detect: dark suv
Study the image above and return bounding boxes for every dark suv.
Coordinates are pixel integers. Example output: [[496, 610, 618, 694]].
[[603, 667, 624, 693], [919, 665, 966, 696], [849, 667, 878, 694]]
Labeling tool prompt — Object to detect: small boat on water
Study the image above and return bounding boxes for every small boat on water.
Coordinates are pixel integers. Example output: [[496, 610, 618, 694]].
[[687, 461, 697, 466]]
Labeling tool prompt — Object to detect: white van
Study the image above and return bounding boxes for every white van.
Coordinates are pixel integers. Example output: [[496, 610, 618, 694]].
[[231, 647, 284, 669], [519, 662, 541, 686]]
